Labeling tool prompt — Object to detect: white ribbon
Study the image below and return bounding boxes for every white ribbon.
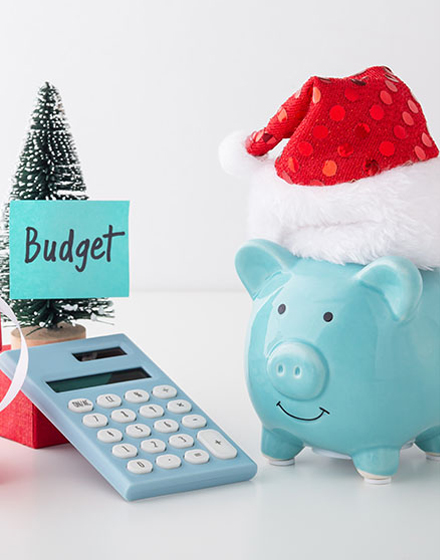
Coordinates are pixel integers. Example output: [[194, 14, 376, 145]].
[[0, 297, 29, 412]]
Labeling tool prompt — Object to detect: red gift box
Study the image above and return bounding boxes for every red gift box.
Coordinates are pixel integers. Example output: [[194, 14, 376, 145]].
[[0, 342, 67, 449]]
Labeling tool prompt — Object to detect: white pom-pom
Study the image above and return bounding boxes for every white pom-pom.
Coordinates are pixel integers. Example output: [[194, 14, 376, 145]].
[[218, 131, 264, 178]]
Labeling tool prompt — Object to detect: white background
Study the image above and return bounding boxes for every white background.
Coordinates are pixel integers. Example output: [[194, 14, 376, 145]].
[[0, 0, 439, 291]]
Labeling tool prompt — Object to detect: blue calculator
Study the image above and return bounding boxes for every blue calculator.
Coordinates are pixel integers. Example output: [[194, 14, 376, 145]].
[[0, 334, 257, 500]]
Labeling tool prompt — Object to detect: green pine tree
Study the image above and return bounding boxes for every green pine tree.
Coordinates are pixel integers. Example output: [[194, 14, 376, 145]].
[[0, 82, 113, 328]]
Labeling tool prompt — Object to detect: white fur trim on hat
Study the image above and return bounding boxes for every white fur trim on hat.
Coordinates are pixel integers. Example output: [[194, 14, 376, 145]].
[[220, 132, 440, 269]]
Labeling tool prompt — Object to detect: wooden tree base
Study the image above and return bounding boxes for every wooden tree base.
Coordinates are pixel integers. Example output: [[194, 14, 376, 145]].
[[10, 322, 86, 349]]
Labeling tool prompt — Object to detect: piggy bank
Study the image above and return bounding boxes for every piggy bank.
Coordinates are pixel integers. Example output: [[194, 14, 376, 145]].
[[236, 239, 440, 483]]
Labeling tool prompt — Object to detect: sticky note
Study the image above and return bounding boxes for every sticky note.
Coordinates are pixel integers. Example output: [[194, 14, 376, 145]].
[[9, 200, 130, 299]]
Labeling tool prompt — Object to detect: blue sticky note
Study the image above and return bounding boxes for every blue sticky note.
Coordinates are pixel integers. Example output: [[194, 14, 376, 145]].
[[9, 200, 130, 299]]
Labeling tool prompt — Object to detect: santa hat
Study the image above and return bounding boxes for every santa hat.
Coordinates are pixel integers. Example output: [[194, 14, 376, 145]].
[[220, 66, 440, 269]]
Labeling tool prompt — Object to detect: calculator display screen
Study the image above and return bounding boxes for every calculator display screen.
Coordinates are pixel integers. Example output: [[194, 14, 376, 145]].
[[47, 368, 151, 393], [73, 347, 126, 362]]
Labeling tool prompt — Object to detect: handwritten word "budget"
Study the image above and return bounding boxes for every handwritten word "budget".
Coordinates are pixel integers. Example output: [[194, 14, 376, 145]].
[[25, 225, 126, 272]]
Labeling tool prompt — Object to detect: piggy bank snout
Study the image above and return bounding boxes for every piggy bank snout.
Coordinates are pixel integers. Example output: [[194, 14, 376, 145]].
[[267, 342, 328, 400]]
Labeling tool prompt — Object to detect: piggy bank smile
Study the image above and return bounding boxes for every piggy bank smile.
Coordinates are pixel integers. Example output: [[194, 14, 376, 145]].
[[276, 401, 330, 422]]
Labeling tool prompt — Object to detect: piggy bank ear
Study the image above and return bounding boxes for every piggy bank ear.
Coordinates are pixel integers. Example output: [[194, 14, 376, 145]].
[[235, 239, 297, 299], [356, 256, 423, 321]]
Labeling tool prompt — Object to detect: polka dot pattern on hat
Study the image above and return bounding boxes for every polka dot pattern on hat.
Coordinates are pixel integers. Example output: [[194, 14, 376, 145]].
[[355, 122, 370, 139], [337, 143, 354, 157], [245, 66, 438, 186], [313, 125, 329, 139], [330, 105, 345, 121], [298, 141, 313, 156], [415, 146, 426, 160], [394, 125, 407, 140], [422, 133, 433, 147], [380, 91, 393, 105], [322, 160, 337, 176], [402, 112, 414, 126], [312, 87, 321, 104], [379, 141, 395, 157], [370, 104, 384, 120]]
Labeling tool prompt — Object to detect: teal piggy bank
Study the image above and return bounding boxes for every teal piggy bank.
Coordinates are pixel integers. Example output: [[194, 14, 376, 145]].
[[236, 239, 440, 483]]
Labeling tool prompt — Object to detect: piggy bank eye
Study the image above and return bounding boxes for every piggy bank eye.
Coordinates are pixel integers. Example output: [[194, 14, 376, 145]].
[[277, 304, 286, 315], [323, 312, 333, 322]]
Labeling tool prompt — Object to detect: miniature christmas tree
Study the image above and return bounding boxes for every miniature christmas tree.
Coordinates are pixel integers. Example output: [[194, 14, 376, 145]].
[[0, 82, 113, 329]]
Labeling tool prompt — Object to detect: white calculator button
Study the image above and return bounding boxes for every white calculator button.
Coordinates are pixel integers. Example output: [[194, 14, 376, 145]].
[[167, 399, 192, 414], [68, 398, 93, 413], [97, 428, 123, 443], [182, 414, 207, 429], [124, 389, 150, 404], [156, 454, 182, 470], [127, 459, 153, 475], [152, 385, 177, 399], [126, 423, 151, 438], [184, 449, 210, 465], [96, 393, 122, 409], [141, 438, 167, 454], [82, 413, 108, 428], [169, 434, 194, 449], [139, 404, 164, 419], [111, 408, 137, 423], [112, 443, 138, 459], [154, 419, 179, 433], [197, 429, 238, 460]]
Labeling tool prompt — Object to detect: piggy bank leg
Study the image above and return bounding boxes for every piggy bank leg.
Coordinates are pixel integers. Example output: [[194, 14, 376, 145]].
[[352, 448, 400, 484], [415, 429, 440, 462], [261, 427, 304, 466]]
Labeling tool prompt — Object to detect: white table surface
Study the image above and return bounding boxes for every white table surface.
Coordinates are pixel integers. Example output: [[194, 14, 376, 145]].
[[0, 292, 439, 560]]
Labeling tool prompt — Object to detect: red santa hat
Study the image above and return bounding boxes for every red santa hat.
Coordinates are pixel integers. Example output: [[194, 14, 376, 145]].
[[220, 66, 440, 269]]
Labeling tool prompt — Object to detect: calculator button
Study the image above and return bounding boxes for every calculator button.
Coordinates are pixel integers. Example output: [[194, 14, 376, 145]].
[[184, 449, 210, 465], [156, 454, 182, 470], [112, 443, 138, 459], [83, 413, 108, 428], [169, 434, 194, 449], [126, 423, 151, 438], [111, 408, 137, 423], [152, 385, 177, 399], [68, 398, 93, 413], [181, 414, 207, 429], [197, 429, 238, 460], [127, 459, 153, 475], [97, 428, 123, 443], [96, 394, 122, 409], [139, 404, 164, 419], [141, 438, 166, 454], [167, 399, 192, 414], [154, 419, 179, 433], [124, 389, 150, 404]]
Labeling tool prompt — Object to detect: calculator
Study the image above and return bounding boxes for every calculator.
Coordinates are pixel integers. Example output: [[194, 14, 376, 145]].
[[0, 334, 257, 500]]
